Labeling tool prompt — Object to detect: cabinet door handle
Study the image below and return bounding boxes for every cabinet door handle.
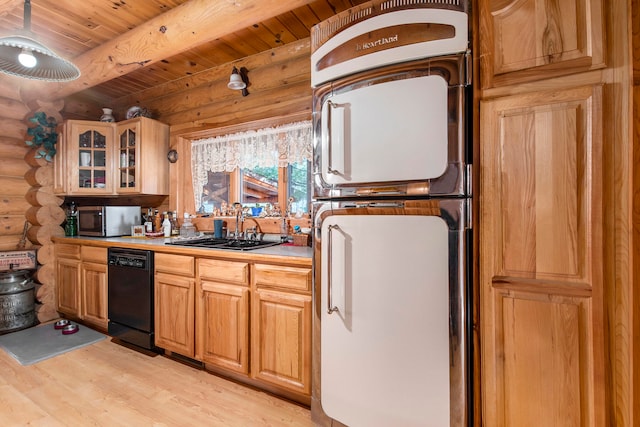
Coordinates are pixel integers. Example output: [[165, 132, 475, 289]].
[[327, 224, 339, 314]]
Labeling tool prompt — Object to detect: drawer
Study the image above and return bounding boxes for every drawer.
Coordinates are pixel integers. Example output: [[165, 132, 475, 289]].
[[155, 253, 195, 277], [198, 258, 249, 286], [81, 246, 107, 264], [56, 243, 81, 259], [253, 264, 311, 293]]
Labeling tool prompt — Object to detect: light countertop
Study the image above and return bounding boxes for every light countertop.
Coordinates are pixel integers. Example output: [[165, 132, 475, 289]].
[[54, 235, 313, 266]]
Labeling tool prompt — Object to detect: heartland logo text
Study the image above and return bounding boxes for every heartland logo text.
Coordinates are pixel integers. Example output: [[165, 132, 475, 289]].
[[355, 34, 399, 51]]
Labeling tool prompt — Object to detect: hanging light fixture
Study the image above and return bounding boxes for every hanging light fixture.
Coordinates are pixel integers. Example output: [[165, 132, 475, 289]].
[[0, 0, 80, 81], [227, 66, 249, 96]]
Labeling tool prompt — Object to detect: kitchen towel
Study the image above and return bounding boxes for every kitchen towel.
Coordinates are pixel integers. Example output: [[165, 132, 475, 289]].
[[0, 322, 105, 366]]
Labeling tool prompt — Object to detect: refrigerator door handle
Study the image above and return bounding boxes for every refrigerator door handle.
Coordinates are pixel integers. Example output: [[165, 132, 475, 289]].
[[326, 100, 340, 175], [327, 224, 339, 314]]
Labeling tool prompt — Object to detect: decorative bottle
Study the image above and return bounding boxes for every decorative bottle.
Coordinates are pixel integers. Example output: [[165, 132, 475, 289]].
[[154, 210, 161, 232], [100, 108, 115, 122], [64, 202, 78, 236], [170, 211, 180, 236], [144, 208, 153, 232]]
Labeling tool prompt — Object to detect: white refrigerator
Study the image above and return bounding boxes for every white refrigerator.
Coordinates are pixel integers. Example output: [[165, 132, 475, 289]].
[[310, 2, 472, 426]]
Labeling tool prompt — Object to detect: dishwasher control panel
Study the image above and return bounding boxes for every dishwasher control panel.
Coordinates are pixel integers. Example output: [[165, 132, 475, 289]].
[[108, 249, 151, 270]]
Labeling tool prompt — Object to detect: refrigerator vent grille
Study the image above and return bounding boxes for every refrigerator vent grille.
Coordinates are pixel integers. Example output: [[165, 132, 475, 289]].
[[311, 0, 467, 52]]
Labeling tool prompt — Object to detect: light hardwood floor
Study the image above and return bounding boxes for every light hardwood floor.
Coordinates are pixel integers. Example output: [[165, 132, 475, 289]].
[[0, 336, 312, 426]]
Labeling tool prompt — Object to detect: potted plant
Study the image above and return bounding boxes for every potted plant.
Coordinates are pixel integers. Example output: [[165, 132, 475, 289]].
[[25, 112, 58, 162]]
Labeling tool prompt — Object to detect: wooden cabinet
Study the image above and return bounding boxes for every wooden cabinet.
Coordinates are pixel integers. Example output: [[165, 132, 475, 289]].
[[79, 246, 108, 329], [479, 86, 606, 425], [61, 121, 114, 195], [55, 117, 169, 196], [55, 244, 108, 330], [154, 253, 195, 357], [55, 244, 81, 317], [115, 118, 169, 194], [151, 251, 312, 402], [251, 264, 312, 395], [478, 0, 605, 88], [196, 259, 250, 374], [474, 1, 626, 424]]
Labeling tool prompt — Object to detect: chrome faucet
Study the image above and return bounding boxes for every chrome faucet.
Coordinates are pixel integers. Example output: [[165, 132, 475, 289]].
[[243, 217, 263, 241], [233, 202, 243, 240]]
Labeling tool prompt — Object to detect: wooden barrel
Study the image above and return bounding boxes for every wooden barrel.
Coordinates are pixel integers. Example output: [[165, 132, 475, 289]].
[[0, 270, 36, 334]]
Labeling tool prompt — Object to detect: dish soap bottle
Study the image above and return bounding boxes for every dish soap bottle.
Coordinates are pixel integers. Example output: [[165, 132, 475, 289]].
[[162, 213, 171, 237]]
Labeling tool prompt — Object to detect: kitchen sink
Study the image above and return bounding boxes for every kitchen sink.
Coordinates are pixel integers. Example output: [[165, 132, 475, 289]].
[[165, 237, 281, 251]]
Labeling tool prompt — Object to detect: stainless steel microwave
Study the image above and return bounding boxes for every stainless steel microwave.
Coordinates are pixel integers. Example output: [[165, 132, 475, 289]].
[[78, 206, 141, 237]]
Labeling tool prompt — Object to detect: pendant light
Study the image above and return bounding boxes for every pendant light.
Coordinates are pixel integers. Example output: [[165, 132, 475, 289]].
[[0, 0, 80, 81]]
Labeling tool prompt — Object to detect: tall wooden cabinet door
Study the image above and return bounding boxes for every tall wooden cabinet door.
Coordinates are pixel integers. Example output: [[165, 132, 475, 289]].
[[154, 272, 195, 357], [196, 280, 249, 374], [115, 117, 169, 195], [66, 121, 115, 194], [480, 85, 605, 426], [478, 0, 604, 88], [80, 261, 108, 329], [56, 258, 81, 317], [114, 120, 140, 193], [251, 289, 311, 395]]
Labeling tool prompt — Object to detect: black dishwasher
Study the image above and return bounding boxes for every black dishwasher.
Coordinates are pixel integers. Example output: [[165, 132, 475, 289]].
[[107, 248, 155, 350]]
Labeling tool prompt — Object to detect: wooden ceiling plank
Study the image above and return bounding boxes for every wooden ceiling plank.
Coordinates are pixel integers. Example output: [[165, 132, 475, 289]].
[[0, 0, 22, 21], [24, 0, 315, 101], [278, 12, 309, 39], [216, 32, 263, 59], [289, 4, 324, 32], [245, 22, 285, 50], [179, 41, 240, 71], [231, 27, 275, 53], [255, 18, 306, 48], [307, 0, 368, 23], [92, 40, 242, 101]]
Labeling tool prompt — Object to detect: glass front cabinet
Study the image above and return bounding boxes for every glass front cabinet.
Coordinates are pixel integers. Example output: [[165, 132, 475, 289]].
[[55, 117, 169, 196]]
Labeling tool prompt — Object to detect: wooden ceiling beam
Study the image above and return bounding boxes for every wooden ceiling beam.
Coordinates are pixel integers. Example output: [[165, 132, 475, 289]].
[[22, 0, 314, 102]]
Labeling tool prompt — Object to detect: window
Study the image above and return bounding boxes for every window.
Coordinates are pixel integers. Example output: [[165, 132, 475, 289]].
[[198, 162, 311, 214], [287, 161, 310, 214], [200, 171, 231, 213], [241, 166, 278, 205], [191, 120, 312, 215]]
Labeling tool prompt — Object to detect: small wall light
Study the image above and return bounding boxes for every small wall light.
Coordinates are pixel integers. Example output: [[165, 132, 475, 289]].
[[228, 66, 249, 96]]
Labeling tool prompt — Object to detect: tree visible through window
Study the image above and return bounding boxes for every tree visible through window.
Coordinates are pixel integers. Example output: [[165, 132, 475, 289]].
[[199, 162, 310, 214], [201, 171, 230, 213], [241, 166, 278, 205], [288, 161, 310, 214]]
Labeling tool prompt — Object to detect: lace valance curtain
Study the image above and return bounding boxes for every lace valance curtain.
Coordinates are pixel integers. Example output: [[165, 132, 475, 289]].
[[191, 120, 313, 210]]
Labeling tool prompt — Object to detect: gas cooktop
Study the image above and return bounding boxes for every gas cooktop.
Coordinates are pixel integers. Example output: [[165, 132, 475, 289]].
[[165, 237, 281, 251]]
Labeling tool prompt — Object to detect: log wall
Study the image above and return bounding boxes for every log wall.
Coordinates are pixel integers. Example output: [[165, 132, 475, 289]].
[[110, 38, 312, 131], [0, 79, 64, 324], [0, 79, 30, 251]]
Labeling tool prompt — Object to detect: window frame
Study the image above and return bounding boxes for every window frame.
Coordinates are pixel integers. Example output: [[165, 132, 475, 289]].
[[171, 113, 311, 217]]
